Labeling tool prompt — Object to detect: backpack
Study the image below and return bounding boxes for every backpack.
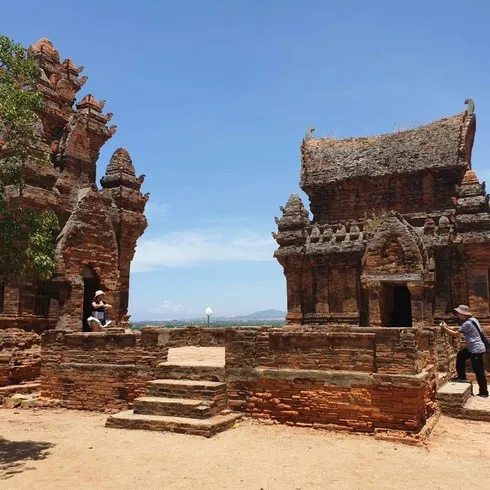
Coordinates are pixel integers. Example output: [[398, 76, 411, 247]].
[[469, 318, 490, 350]]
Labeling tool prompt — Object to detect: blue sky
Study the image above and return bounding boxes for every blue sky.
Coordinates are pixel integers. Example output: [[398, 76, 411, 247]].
[[3, 1, 490, 319]]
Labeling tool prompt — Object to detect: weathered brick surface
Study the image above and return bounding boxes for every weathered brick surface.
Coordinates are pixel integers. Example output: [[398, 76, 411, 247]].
[[227, 371, 430, 433], [37, 325, 463, 434], [163, 326, 227, 348], [42, 363, 150, 411], [0, 329, 41, 386], [261, 331, 375, 371], [225, 327, 436, 375], [225, 326, 438, 433], [40, 327, 168, 410]]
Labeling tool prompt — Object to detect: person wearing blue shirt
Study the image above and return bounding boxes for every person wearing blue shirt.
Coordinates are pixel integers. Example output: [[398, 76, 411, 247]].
[[440, 304, 488, 398]]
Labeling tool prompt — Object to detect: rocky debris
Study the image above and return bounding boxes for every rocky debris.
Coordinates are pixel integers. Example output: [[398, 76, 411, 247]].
[[1, 391, 60, 409], [4, 393, 38, 409]]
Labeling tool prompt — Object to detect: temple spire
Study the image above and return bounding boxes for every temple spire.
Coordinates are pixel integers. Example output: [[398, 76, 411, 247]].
[[101, 148, 141, 190]]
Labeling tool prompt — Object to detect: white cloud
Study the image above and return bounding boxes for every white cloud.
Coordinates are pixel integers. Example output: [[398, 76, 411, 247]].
[[150, 300, 184, 314], [133, 227, 276, 272]]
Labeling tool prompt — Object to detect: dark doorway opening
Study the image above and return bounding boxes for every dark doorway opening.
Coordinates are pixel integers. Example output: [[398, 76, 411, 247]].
[[34, 281, 51, 317], [82, 266, 100, 332], [380, 284, 412, 327]]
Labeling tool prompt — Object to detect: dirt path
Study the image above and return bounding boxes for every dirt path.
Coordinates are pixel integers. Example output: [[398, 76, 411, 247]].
[[1, 409, 489, 489]]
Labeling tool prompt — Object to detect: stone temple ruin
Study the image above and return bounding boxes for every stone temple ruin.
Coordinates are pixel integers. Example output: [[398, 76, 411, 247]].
[[273, 103, 490, 328], [0, 38, 148, 334], [1, 40, 489, 441], [0, 38, 147, 391]]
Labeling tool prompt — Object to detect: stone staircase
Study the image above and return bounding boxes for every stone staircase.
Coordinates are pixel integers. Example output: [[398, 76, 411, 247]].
[[106, 360, 242, 437], [437, 379, 490, 422]]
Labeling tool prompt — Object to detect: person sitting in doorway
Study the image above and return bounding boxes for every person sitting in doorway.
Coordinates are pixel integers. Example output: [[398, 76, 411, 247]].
[[87, 290, 113, 331], [440, 304, 489, 398]]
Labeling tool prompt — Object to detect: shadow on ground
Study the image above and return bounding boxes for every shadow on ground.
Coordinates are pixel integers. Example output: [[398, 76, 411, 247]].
[[0, 437, 55, 480]]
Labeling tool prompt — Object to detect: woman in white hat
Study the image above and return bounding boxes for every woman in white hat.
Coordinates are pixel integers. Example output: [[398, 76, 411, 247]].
[[440, 305, 488, 398], [88, 290, 112, 331]]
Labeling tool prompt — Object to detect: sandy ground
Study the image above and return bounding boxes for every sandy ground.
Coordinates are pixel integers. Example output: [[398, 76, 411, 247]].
[[1, 409, 490, 490]]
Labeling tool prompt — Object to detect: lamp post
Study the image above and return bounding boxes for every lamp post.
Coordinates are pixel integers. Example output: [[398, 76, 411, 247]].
[[205, 307, 213, 327]]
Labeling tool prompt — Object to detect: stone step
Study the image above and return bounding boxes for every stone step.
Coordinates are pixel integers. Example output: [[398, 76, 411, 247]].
[[133, 396, 224, 418], [106, 410, 242, 438], [437, 381, 473, 416], [157, 362, 225, 382], [461, 396, 490, 422], [147, 379, 226, 401]]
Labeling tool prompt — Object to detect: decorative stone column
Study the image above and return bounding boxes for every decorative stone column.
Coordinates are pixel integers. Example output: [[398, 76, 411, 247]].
[[407, 284, 429, 327], [285, 269, 303, 323], [367, 283, 382, 327], [313, 267, 330, 319]]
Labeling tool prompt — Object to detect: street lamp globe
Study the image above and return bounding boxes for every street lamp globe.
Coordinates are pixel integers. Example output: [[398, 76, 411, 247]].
[[205, 307, 213, 327]]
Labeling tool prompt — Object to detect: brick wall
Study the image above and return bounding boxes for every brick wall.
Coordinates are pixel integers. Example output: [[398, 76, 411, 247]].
[[40, 327, 169, 410], [259, 331, 375, 371], [225, 327, 434, 375], [162, 326, 227, 348], [225, 326, 438, 433], [227, 369, 432, 433], [0, 316, 56, 333], [0, 328, 41, 386], [36, 324, 482, 432]]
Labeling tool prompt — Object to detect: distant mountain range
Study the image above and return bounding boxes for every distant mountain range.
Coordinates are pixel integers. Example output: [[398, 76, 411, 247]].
[[132, 309, 286, 324], [233, 309, 286, 320]]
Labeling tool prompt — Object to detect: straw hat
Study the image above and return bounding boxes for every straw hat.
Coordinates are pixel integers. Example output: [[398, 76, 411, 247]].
[[94, 290, 105, 298], [454, 305, 472, 317]]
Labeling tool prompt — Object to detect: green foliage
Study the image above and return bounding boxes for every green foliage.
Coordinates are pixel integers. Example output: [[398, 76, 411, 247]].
[[363, 209, 388, 231], [0, 35, 58, 282]]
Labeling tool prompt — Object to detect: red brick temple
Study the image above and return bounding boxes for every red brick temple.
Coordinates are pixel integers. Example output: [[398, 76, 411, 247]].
[[273, 102, 490, 328], [0, 38, 148, 333]]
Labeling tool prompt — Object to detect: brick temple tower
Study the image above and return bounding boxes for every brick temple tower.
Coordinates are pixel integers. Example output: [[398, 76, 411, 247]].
[[0, 38, 148, 332], [274, 102, 490, 327]]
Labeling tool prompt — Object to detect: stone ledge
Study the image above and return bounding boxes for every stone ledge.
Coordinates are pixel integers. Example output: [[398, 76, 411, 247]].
[[227, 367, 431, 387], [58, 362, 145, 373]]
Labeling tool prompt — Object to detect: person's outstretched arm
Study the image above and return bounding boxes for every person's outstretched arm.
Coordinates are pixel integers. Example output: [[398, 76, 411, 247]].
[[440, 321, 460, 338]]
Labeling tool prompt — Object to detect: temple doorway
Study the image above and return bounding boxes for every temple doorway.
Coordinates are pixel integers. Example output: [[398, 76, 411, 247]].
[[82, 266, 100, 332], [380, 284, 412, 327]]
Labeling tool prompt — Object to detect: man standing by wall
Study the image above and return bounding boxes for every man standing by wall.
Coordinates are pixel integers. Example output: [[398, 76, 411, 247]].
[[441, 305, 489, 398]]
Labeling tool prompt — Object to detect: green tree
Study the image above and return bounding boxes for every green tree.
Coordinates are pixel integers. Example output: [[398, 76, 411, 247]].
[[0, 35, 58, 281]]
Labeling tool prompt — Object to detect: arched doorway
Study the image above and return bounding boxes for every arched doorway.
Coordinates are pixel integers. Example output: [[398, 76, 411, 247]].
[[82, 266, 100, 332]]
